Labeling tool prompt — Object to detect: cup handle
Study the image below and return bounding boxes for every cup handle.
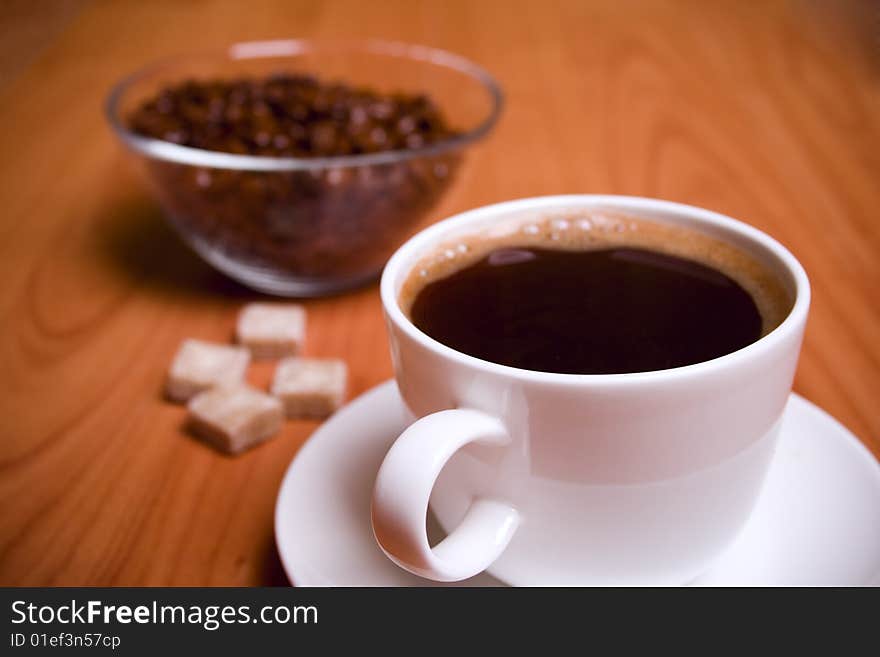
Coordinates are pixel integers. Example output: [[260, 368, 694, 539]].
[[371, 408, 521, 582]]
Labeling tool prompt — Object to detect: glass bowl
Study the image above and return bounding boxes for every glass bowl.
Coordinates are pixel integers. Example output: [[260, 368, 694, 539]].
[[105, 39, 503, 296]]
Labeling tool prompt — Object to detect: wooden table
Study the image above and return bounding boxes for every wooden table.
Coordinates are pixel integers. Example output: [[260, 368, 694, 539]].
[[1, 0, 877, 586]]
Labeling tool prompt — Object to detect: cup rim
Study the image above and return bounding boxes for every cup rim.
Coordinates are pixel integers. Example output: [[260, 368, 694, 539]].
[[104, 38, 504, 171], [380, 194, 810, 385]]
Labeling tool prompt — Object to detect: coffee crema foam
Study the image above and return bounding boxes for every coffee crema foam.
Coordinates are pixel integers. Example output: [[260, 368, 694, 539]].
[[399, 210, 793, 336]]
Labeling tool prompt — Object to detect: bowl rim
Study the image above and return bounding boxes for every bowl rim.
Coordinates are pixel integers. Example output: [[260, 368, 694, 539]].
[[105, 38, 504, 171]]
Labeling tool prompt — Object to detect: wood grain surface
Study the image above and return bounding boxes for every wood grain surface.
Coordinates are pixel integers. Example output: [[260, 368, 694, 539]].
[[0, 0, 877, 586]]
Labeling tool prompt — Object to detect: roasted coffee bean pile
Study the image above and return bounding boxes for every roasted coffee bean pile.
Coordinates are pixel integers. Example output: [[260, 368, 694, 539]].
[[126, 74, 461, 286], [128, 73, 458, 156]]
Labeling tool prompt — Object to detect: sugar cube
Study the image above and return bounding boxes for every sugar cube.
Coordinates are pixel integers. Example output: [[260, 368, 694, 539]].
[[187, 385, 284, 455], [165, 339, 250, 402], [236, 303, 306, 359], [270, 357, 348, 419]]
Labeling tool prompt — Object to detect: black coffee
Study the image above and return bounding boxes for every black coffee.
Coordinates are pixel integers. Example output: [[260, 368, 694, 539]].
[[409, 246, 766, 374]]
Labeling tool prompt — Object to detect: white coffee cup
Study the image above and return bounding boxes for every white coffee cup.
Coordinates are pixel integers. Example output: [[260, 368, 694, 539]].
[[371, 195, 809, 585]]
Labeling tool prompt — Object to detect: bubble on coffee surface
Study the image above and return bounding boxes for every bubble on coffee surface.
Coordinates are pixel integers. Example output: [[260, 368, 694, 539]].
[[488, 248, 537, 266], [399, 209, 793, 337]]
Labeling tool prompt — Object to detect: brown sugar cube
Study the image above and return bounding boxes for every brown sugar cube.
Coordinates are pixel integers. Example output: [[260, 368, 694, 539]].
[[166, 339, 250, 402], [187, 385, 284, 455], [235, 303, 306, 359], [270, 357, 347, 419]]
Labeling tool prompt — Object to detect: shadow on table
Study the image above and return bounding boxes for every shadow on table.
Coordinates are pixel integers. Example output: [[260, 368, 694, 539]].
[[95, 197, 254, 300], [263, 538, 292, 587]]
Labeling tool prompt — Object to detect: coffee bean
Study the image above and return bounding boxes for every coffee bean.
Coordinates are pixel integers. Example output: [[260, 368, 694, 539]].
[[127, 73, 462, 283]]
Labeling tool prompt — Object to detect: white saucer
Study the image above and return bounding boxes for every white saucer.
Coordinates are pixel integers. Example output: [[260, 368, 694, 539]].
[[275, 381, 880, 586]]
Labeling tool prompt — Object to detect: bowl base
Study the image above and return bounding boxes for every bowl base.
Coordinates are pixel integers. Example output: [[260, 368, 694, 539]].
[[185, 233, 381, 297]]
